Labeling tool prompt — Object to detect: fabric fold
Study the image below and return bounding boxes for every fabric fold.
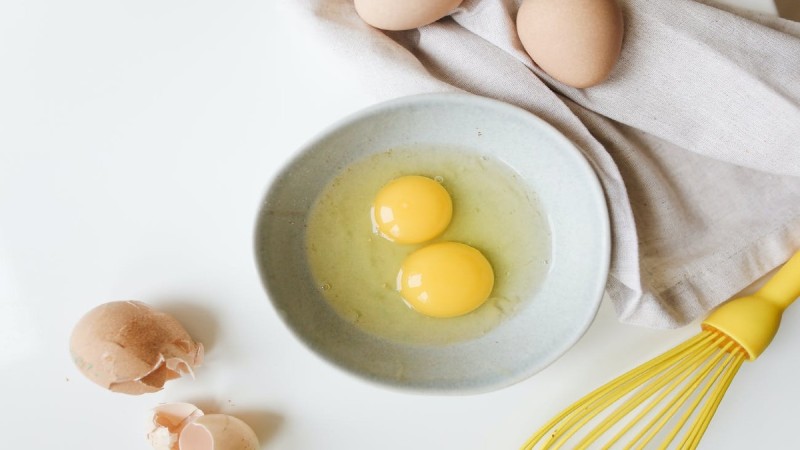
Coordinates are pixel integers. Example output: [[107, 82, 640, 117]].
[[288, 0, 800, 328]]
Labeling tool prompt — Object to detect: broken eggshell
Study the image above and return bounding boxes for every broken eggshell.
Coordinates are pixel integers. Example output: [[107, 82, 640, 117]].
[[148, 404, 259, 450], [180, 414, 259, 450], [147, 403, 205, 450], [70, 300, 204, 394]]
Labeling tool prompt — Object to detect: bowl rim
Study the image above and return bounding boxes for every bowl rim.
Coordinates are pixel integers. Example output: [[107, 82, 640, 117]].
[[253, 92, 611, 394]]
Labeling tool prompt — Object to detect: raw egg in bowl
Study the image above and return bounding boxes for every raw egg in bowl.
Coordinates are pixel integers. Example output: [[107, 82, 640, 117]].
[[254, 93, 610, 393]]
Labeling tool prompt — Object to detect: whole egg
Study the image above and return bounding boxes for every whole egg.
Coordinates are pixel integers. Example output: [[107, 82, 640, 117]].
[[517, 0, 624, 88]]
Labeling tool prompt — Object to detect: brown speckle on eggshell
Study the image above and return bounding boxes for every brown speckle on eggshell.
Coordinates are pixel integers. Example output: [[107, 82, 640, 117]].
[[69, 300, 204, 394]]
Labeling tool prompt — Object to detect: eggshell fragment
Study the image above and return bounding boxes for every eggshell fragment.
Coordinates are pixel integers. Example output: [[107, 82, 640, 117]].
[[69, 300, 204, 394], [147, 403, 205, 450], [179, 414, 259, 450], [145, 404, 259, 450], [355, 0, 463, 31], [516, 0, 624, 88]]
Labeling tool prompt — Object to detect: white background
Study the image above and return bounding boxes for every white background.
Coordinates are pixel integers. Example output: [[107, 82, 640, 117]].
[[1, 1, 798, 449]]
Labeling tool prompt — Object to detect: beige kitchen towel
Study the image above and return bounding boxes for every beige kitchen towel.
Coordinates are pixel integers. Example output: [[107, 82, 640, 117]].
[[285, 0, 800, 328]]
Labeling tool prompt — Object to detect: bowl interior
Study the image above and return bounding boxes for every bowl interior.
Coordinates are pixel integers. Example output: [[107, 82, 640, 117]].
[[255, 93, 610, 393]]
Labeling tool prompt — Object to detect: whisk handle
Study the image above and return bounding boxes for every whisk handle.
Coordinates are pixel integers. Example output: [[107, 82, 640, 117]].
[[756, 250, 800, 311], [703, 250, 800, 359]]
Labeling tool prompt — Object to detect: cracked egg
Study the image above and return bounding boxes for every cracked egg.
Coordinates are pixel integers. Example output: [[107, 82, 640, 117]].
[[69, 300, 204, 394], [147, 403, 259, 450]]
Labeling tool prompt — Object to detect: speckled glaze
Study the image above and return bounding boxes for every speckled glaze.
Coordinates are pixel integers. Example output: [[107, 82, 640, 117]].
[[254, 93, 610, 394]]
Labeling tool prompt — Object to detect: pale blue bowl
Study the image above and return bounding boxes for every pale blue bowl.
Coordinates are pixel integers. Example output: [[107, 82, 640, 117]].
[[254, 93, 610, 394]]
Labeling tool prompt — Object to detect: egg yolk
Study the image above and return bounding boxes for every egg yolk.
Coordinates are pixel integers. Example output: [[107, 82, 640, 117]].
[[397, 241, 494, 318], [371, 175, 453, 244]]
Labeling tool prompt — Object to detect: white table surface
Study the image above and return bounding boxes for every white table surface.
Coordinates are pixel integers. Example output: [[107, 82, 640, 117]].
[[2, 1, 797, 449]]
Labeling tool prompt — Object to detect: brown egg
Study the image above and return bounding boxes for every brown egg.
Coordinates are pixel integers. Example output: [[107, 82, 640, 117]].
[[516, 0, 624, 88], [355, 0, 463, 31], [70, 301, 204, 394]]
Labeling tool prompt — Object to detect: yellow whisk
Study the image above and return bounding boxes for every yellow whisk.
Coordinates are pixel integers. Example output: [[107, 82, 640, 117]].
[[522, 250, 800, 450]]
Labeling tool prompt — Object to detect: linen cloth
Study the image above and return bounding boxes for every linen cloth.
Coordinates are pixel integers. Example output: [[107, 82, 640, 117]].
[[285, 0, 800, 328]]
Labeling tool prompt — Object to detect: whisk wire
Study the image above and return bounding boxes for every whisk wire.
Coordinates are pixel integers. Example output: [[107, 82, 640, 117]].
[[677, 349, 745, 450], [580, 331, 724, 449], [661, 341, 741, 449], [647, 339, 739, 450], [522, 332, 714, 450], [545, 332, 714, 449], [522, 250, 800, 450], [622, 339, 731, 450], [524, 331, 750, 450]]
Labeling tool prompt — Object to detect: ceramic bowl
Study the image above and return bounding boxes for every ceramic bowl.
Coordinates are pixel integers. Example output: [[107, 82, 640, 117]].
[[254, 93, 610, 393]]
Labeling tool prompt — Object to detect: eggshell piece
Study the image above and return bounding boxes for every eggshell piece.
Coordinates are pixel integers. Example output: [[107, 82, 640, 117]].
[[355, 0, 463, 31], [147, 403, 205, 450], [178, 414, 259, 450], [516, 0, 624, 88], [69, 300, 204, 394]]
